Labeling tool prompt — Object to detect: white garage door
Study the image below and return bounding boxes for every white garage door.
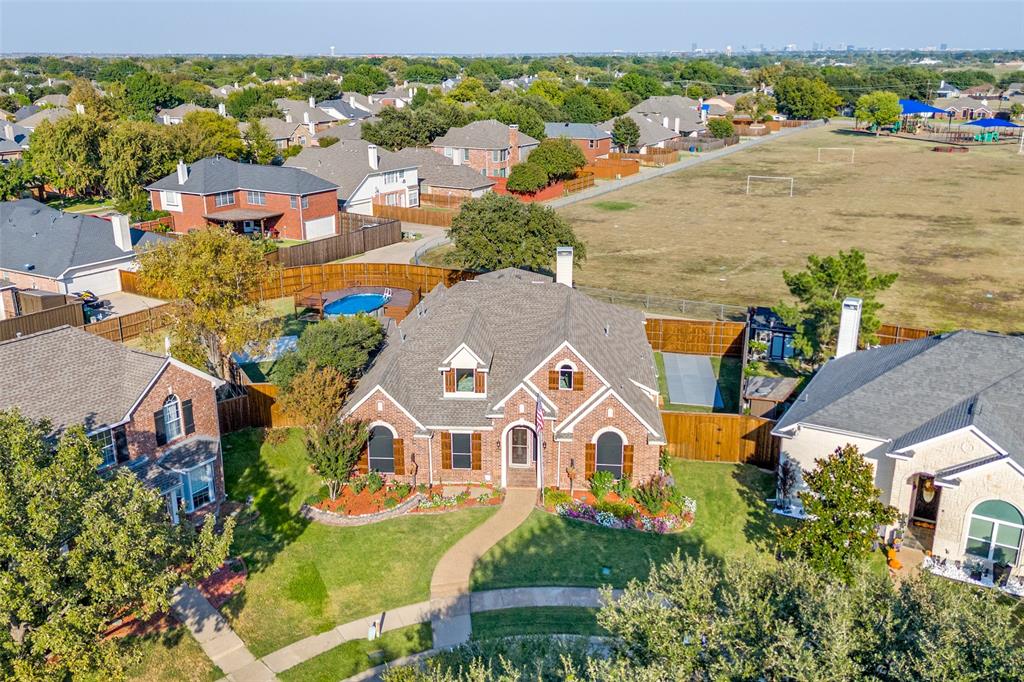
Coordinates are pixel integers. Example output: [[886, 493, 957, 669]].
[[63, 267, 123, 296], [304, 216, 337, 240]]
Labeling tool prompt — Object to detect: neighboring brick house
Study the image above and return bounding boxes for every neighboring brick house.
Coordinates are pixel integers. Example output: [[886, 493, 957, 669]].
[[544, 122, 612, 162], [274, 98, 337, 134], [146, 156, 340, 241], [430, 120, 540, 178], [774, 330, 1024, 577], [628, 95, 707, 136], [1, 199, 169, 295], [600, 112, 683, 154], [0, 121, 30, 161], [0, 325, 226, 524], [286, 140, 420, 215], [388, 147, 495, 199], [344, 255, 666, 491]]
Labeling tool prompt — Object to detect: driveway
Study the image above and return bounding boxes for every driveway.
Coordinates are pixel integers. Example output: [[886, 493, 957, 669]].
[[347, 224, 446, 264]]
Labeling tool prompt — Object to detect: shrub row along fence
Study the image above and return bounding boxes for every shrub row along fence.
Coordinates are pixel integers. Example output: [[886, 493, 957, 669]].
[[662, 413, 780, 468], [269, 217, 401, 267], [583, 158, 640, 180], [645, 318, 747, 357], [372, 200, 458, 228]]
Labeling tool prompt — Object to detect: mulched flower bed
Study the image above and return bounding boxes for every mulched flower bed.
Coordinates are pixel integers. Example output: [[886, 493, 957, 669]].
[[200, 557, 247, 609], [315, 485, 416, 516], [410, 486, 504, 513], [542, 476, 696, 534]]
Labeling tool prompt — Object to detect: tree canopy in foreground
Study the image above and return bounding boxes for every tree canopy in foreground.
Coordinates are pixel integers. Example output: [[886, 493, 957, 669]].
[[0, 410, 233, 681]]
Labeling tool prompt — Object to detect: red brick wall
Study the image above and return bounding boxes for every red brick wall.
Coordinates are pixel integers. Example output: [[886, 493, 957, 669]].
[[150, 188, 338, 241], [427, 143, 537, 179], [572, 137, 611, 162], [0, 270, 60, 292]]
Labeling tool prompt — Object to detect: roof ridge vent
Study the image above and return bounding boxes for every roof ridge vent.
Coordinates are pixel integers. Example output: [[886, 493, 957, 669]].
[[604, 323, 610, 337]]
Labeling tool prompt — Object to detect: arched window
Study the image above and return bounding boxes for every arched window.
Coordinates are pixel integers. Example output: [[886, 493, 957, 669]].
[[595, 432, 624, 479], [368, 426, 395, 473], [967, 500, 1024, 565], [162, 395, 183, 441], [558, 364, 575, 390]]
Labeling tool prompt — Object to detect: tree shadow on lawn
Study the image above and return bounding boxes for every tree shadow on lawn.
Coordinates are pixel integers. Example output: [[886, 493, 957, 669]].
[[731, 464, 789, 556]]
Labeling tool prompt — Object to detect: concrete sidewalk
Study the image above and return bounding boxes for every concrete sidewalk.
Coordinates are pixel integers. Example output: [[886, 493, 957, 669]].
[[348, 224, 446, 264], [171, 585, 276, 681]]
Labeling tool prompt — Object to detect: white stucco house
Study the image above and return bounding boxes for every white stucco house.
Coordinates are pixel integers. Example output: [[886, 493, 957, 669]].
[[773, 328, 1024, 577]]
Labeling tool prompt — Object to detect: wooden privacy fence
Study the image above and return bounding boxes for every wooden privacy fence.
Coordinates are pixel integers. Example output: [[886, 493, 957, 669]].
[[662, 413, 779, 468], [645, 318, 747, 356], [608, 150, 679, 167], [562, 172, 596, 195], [876, 323, 932, 346], [274, 219, 401, 267], [82, 304, 172, 343], [583, 158, 640, 180], [217, 382, 304, 433], [419, 193, 469, 209], [372, 200, 458, 228], [0, 301, 84, 342], [132, 216, 174, 233]]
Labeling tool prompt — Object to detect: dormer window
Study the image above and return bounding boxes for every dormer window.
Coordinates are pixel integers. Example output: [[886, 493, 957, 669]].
[[444, 366, 485, 395], [455, 368, 475, 392]]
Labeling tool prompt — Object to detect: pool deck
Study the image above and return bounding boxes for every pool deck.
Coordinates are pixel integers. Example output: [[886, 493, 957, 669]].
[[297, 286, 417, 322]]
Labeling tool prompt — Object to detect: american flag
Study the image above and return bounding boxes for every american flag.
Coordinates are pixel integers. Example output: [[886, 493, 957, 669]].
[[534, 393, 544, 433]]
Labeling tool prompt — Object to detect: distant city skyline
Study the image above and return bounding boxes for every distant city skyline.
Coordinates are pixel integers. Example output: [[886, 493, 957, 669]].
[[2, 1, 1021, 55]]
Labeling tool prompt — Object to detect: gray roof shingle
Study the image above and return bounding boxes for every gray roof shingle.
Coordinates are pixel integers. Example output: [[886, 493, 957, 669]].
[[18, 107, 72, 130], [544, 122, 611, 141], [146, 156, 337, 196], [431, 120, 540, 151], [387, 147, 495, 191], [346, 271, 663, 440], [0, 199, 169, 278], [774, 331, 1024, 465], [285, 140, 416, 202]]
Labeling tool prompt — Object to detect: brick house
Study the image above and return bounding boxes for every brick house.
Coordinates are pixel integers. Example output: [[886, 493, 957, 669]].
[[146, 156, 340, 241], [430, 120, 540, 179], [774, 329, 1024, 577], [344, 253, 666, 490], [1, 199, 170, 295], [544, 122, 612, 162], [388, 147, 495, 199], [0, 325, 226, 524]]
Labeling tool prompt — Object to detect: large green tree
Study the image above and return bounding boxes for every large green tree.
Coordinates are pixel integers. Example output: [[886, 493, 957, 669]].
[[446, 193, 586, 272], [855, 90, 902, 133], [616, 72, 663, 99], [0, 410, 233, 681], [505, 161, 549, 193], [527, 136, 587, 181], [611, 116, 640, 152], [138, 227, 279, 376], [779, 445, 898, 581], [176, 110, 245, 161], [242, 119, 278, 165], [773, 76, 843, 119], [99, 120, 178, 201], [734, 91, 776, 122], [774, 249, 898, 365], [120, 70, 180, 119], [28, 114, 107, 195], [270, 315, 384, 391]]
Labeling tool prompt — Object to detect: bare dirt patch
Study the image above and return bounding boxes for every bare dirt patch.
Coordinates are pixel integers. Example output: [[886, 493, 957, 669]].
[[559, 128, 1024, 330]]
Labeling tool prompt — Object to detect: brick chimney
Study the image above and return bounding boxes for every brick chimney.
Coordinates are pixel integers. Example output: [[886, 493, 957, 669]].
[[110, 214, 132, 251], [367, 144, 379, 170], [508, 123, 519, 160]]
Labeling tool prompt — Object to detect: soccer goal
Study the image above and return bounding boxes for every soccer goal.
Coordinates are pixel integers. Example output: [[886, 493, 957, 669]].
[[746, 175, 795, 197], [817, 147, 855, 163]]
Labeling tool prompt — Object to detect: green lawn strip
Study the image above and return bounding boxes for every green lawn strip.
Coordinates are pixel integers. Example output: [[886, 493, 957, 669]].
[[277, 623, 432, 682], [471, 607, 605, 639], [221, 429, 496, 656], [471, 461, 781, 590], [124, 627, 222, 682], [591, 201, 637, 211]]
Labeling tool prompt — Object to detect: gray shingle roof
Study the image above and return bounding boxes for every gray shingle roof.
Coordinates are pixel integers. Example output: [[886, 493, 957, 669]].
[[431, 120, 540, 151], [238, 117, 300, 141], [146, 156, 337, 196], [627, 96, 706, 132], [774, 331, 1024, 465], [0, 326, 168, 433], [0, 199, 169, 278], [346, 271, 663, 439], [387, 147, 495, 191], [159, 437, 221, 470], [544, 122, 611, 141], [318, 99, 374, 121], [600, 112, 681, 148], [13, 105, 39, 121], [314, 119, 371, 142], [274, 98, 338, 126], [157, 103, 214, 120], [18, 107, 72, 130], [284, 140, 416, 202]]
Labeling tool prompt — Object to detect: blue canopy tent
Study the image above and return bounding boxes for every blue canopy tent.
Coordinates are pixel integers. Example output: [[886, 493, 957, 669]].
[[899, 99, 950, 116], [964, 118, 1021, 128]]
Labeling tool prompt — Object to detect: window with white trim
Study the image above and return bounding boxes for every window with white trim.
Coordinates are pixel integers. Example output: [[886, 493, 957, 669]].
[[290, 196, 298, 209], [454, 368, 475, 393], [214, 191, 235, 207], [444, 147, 453, 158], [246, 191, 266, 205], [491, 148, 509, 163], [451, 433, 472, 469], [558, 364, 574, 390], [383, 170, 402, 184], [301, 195, 309, 209], [595, 432, 624, 479], [966, 500, 1023, 565], [187, 463, 214, 510], [162, 395, 183, 442], [462, 148, 470, 162], [91, 429, 116, 467], [162, 191, 181, 209]]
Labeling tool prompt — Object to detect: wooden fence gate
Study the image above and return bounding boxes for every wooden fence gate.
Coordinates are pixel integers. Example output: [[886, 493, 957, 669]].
[[661, 413, 779, 468]]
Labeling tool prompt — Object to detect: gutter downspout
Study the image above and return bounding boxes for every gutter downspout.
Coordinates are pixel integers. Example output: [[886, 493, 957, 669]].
[[556, 441, 561, 489], [427, 432, 434, 486]]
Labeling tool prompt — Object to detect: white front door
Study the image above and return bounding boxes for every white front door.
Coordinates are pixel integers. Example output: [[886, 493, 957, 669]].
[[509, 426, 533, 467]]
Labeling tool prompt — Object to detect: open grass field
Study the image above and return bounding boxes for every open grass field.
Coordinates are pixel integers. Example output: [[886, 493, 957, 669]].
[[559, 127, 1024, 331]]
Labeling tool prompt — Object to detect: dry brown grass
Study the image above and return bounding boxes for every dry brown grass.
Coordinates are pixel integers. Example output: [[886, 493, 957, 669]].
[[559, 127, 1024, 330]]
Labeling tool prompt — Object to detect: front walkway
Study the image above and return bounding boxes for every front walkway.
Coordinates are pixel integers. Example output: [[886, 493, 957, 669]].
[[429, 487, 538, 648]]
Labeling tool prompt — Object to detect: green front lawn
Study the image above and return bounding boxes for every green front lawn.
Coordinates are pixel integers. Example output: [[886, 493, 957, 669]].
[[221, 429, 496, 656], [471, 460, 781, 590], [277, 623, 432, 682], [125, 628, 222, 682], [471, 607, 604, 639], [45, 196, 113, 213], [655, 353, 742, 414]]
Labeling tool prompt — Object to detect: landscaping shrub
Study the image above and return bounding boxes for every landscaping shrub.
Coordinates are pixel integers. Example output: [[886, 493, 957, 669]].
[[659, 448, 671, 472], [505, 161, 549, 194], [634, 472, 673, 515], [366, 471, 385, 494], [528, 136, 587, 181], [544, 488, 573, 508], [708, 118, 736, 139], [383, 496, 399, 509], [588, 471, 615, 502], [349, 475, 367, 494], [305, 485, 329, 506], [612, 474, 632, 501], [595, 499, 635, 521], [264, 428, 290, 446], [391, 481, 413, 500]]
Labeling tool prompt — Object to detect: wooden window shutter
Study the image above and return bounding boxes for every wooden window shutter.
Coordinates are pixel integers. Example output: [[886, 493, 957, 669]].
[[153, 410, 167, 446], [113, 427, 129, 464], [441, 433, 452, 469], [393, 439, 405, 475], [622, 444, 634, 477], [471, 433, 482, 470], [356, 443, 369, 474], [585, 443, 596, 477], [182, 399, 195, 435], [444, 370, 455, 392], [547, 370, 559, 390], [572, 371, 584, 392], [474, 371, 485, 393]]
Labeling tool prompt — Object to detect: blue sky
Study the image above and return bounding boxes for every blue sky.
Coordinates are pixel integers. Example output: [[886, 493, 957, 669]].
[[1, 1, 1021, 55]]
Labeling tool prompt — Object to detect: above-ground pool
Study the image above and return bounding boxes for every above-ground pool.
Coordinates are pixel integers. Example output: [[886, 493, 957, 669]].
[[323, 293, 390, 316]]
